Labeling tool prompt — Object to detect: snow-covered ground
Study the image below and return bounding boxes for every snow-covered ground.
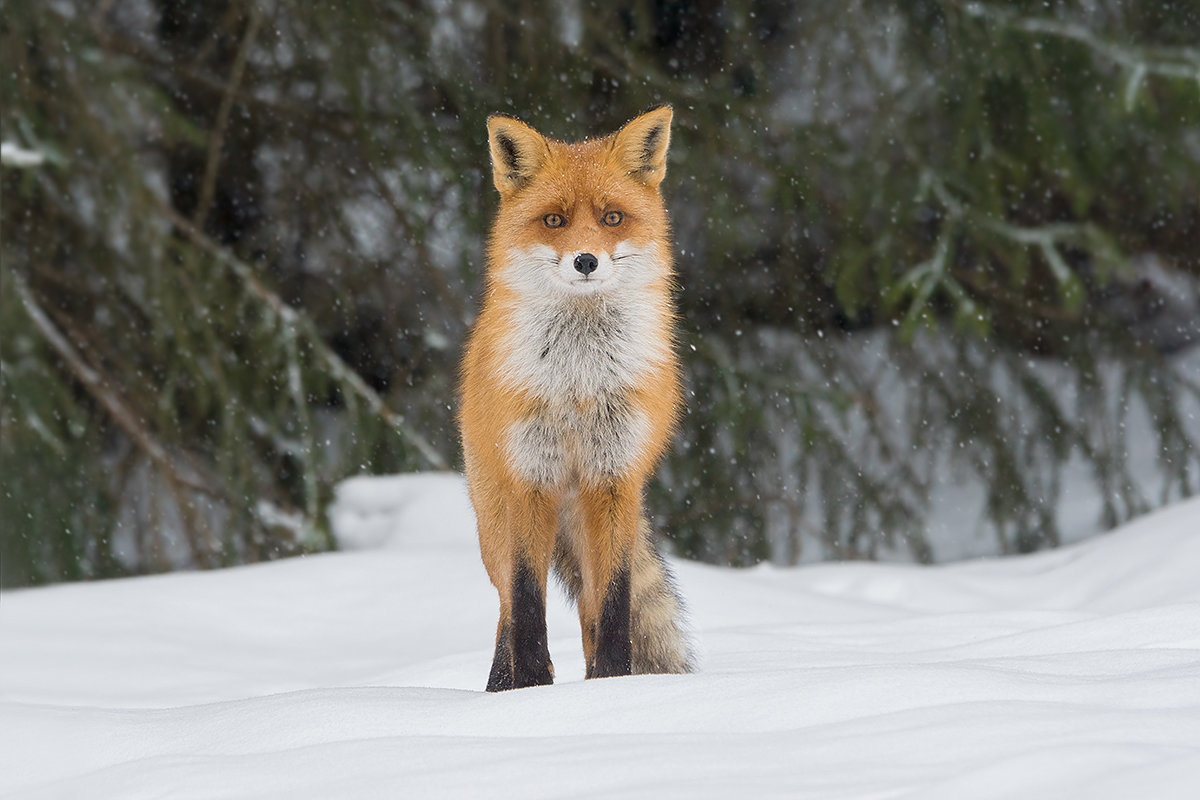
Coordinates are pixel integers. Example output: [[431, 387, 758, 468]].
[[3, 472, 1200, 798]]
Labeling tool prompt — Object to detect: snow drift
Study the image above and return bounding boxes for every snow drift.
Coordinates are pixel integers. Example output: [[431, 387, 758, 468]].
[[2, 473, 1199, 798]]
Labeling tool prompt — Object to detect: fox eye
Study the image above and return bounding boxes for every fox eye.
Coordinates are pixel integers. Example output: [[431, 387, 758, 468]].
[[602, 211, 624, 227], [543, 213, 566, 228]]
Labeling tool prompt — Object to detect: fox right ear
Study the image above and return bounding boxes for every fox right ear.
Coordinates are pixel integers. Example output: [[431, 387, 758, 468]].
[[487, 115, 548, 196]]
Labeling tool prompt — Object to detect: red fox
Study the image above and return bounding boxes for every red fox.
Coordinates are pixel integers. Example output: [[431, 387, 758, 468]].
[[458, 106, 693, 691]]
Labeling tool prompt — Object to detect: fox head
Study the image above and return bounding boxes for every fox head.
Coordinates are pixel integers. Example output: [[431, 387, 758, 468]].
[[484, 107, 674, 300]]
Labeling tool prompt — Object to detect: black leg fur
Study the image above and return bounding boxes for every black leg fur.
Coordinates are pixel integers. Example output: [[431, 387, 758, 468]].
[[510, 560, 553, 689], [589, 564, 632, 679], [486, 623, 514, 692]]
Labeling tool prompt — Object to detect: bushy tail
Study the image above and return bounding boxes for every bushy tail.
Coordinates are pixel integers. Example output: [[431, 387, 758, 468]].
[[628, 517, 695, 674], [552, 513, 694, 675]]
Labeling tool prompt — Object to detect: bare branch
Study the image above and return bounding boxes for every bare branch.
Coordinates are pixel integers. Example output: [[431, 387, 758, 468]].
[[193, 5, 265, 230]]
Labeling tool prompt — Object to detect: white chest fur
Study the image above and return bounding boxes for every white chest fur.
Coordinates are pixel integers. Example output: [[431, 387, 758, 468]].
[[502, 299, 663, 400], [495, 248, 670, 486], [506, 399, 650, 486]]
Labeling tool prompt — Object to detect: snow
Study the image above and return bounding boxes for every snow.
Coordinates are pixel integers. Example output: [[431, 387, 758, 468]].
[[1, 141, 46, 168], [3, 472, 1200, 798]]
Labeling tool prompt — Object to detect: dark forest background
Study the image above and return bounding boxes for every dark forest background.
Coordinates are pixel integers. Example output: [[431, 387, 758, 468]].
[[3, 0, 1199, 587]]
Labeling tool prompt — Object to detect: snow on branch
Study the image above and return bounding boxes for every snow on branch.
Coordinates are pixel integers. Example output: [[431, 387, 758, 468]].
[[1, 141, 46, 168]]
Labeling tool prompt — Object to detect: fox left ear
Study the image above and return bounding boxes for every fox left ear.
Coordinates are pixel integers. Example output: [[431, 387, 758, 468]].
[[610, 105, 673, 187]]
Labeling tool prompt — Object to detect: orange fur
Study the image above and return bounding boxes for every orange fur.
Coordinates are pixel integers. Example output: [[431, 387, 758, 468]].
[[459, 107, 688, 690]]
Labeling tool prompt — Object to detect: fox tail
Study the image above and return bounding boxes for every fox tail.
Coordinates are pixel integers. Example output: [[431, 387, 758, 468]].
[[554, 514, 695, 675]]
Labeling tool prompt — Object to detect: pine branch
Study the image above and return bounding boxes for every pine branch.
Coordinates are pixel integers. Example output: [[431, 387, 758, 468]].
[[158, 204, 450, 470], [963, 3, 1200, 108], [12, 271, 223, 563]]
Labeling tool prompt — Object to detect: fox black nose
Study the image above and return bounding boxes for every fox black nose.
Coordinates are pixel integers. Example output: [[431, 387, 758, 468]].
[[574, 253, 598, 276]]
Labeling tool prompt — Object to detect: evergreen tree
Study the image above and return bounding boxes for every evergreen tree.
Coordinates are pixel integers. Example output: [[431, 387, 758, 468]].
[[3, 0, 1198, 585]]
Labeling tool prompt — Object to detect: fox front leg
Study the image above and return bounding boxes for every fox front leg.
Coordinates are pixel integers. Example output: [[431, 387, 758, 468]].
[[578, 482, 641, 679], [486, 558, 554, 691], [485, 489, 557, 691]]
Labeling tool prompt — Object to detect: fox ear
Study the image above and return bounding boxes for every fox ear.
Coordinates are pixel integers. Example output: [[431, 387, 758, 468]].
[[487, 115, 548, 196], [610, 105, 673, 187]]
